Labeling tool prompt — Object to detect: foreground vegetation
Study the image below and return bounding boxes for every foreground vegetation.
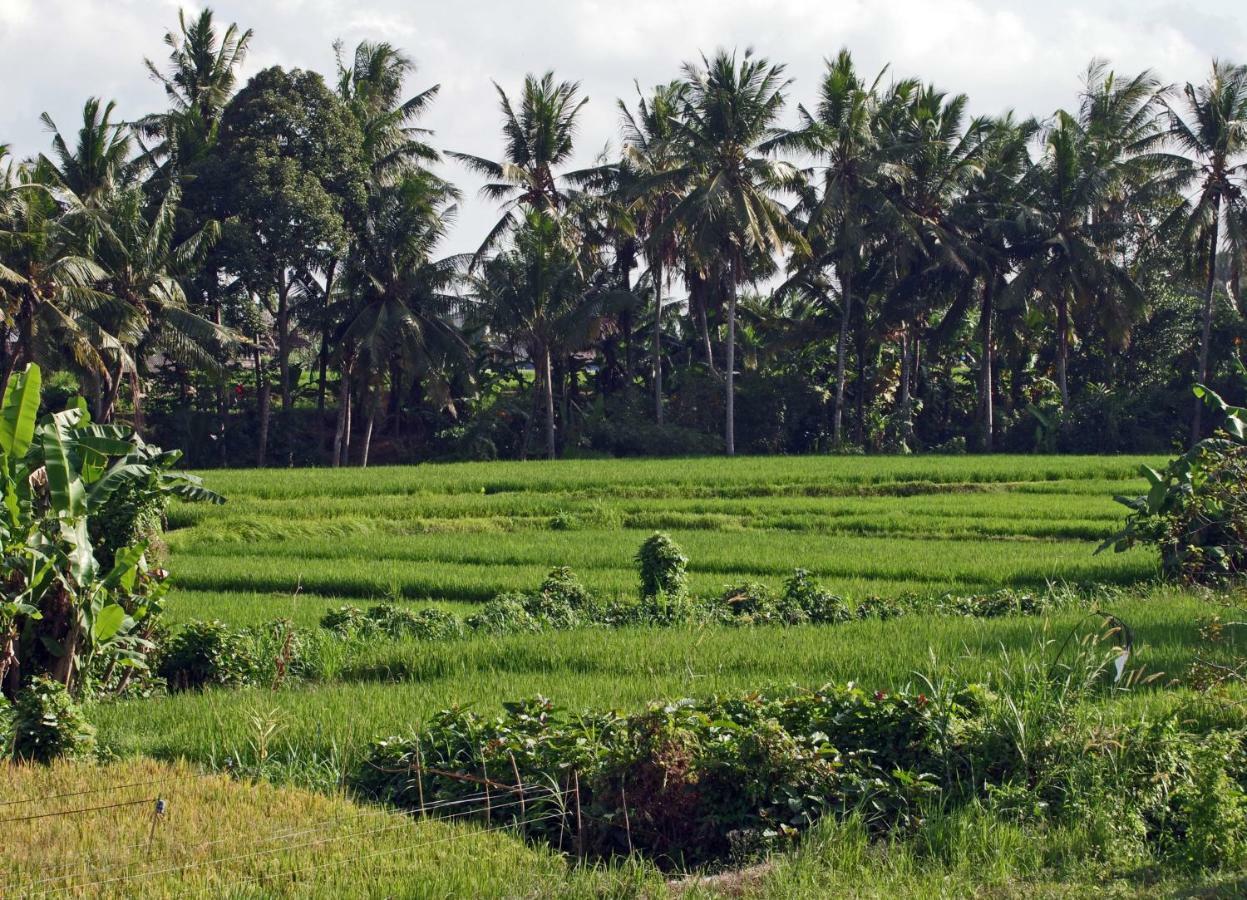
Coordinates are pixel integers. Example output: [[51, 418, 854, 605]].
[[9, 384, 1247, 893]]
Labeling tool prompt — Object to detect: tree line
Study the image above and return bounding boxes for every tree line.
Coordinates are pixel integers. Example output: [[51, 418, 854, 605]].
[[3, 9, 1246, 466]]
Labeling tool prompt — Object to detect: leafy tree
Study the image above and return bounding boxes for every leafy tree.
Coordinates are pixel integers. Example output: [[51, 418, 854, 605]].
[[208, 66, 367, 463]]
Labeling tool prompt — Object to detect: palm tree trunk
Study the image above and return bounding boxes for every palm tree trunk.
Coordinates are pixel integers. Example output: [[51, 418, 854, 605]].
[[130, 370, 145, 436], [332, 359, 352, 468], [215, 299, 229, 467], [653, 259, 664, 426], [254, 343, 270, 467], [360, 386, 378, 468], [316, 259, 337, 418], [1056, 289, 1071, 410], [543, 346, 556, 461], [832, 269, 853, 447], [1193, 197, 1222, 446], [979, 277, 995, 453], [899, 326, 912, 445], [276, 274, 292, 413], [854, 314, 867, 446], [724, 262, 737, 456]]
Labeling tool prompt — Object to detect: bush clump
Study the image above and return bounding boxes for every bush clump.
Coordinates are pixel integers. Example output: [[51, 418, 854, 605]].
[[465, 594, 542, 635], [11, 676, 96, 762], [159, 621, 255, 691], [635, 532, 688, 599], [782, 569, 851, 624], [1105, 386, 1247, 583]]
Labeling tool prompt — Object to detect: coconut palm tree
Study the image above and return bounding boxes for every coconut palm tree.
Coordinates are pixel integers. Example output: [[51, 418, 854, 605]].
[[466, 209, 615, 459], [448, 72, 588, 263], [1006, 66, 1167, 412], [617, 80, 689, 425], [337, 170, 466, 466], [93, 183, 234, 428], [1163, 61, 1247, 442], [0, 161, 122, 397], [336, 40, 440, 183], [663, 49, 806, 454], [768, 50, 896, 445]]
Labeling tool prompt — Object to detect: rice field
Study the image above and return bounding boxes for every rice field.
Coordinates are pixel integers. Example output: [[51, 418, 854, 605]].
[[68, 454, 1247, 896], [162, 454, 1163, 623]]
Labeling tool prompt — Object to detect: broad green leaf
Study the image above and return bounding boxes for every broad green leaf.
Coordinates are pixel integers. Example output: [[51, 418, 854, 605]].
[[0, 364, 41, 457], [91, 603, 126, 643], [39, 418, 87, 517]]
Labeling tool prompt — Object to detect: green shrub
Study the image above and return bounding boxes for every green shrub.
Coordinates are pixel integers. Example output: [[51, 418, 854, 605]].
[[159, 621, 255, 691], [635, 533, 688, 599], [11, 676, 96, 762], [548, 510, 580, 531], [408, 608, 465, 641], [320, 605, 367, 634], [466, 595, 542, 635], [1104, 386, 1247, 583], [782, 569, 851, 624], [536, 566, 595, 611]]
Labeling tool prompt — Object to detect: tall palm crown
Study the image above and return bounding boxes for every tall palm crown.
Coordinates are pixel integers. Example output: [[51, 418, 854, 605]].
[[617, 80, 689, 423], [449, 72, 588, 262], [140, 9, 252, 168], [768, 50, 896, 445], [39, 98, 134, 207], [1163, 60, 1247, 440], [343, 170, 465, 392], [336, 40, 441, 182]]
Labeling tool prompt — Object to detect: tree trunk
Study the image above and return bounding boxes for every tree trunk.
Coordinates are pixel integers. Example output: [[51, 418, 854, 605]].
[[979, 277, 995, 452], [653, 259, 664, 426], [100, 357, 124, 423], [215, 299, 229, 467], [331, 359, 351, 468], [543, 345, 556, 460], [724, 263, 737, 456], [1193, 196, 1222, 446], [833, 269, 853, 447], [854, 314, 867, 446], [1056, 290, 1071, 410], [694, 287, 716, 373], [276, 273, 292, 412], [360, 386, 378, 468], [130, 370, 145, 436], [898, 325, 912, 446], [254, 343, 270, 466], [316, 259, 337, 417]]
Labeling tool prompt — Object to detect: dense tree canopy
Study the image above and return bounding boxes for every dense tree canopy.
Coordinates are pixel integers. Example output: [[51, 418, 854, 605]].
[[3, 9, 1247, 466]]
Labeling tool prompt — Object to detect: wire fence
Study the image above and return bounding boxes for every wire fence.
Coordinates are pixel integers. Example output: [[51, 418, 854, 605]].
[[4, 771, 585, 897]]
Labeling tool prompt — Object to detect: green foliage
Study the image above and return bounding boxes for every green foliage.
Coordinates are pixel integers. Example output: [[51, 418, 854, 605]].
[[635, 532, 688, 599], [0, 364, 219, 698], [159, 620, 255, 691], [464, 595, 542, 635], [1105, 386, 1247, 582], [782, 569, 852, 624], [10, 675, 96, 762]]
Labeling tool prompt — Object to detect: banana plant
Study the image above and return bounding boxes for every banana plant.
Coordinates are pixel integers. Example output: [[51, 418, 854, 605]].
[[0, 363, 222, 695]]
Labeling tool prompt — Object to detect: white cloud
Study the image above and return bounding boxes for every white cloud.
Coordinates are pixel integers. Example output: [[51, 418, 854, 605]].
[[2, 0, 1245, 255]]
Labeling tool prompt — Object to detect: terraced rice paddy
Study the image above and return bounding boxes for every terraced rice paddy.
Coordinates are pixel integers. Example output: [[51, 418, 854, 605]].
[[163, 455, 1163, 625]]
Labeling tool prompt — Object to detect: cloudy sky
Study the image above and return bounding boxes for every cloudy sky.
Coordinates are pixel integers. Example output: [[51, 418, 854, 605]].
[[2, 0, 1244, 255]]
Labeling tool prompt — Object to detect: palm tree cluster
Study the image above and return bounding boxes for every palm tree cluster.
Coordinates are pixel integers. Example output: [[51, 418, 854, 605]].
[[4, 10, 1247, 465]]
